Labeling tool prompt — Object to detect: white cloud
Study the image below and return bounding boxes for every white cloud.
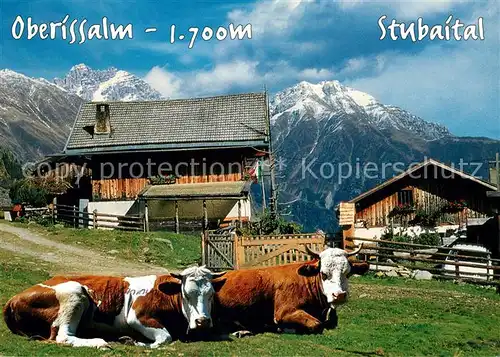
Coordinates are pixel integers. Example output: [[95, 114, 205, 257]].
[[343, 58, 369, 73], [336, 0, 365, 10], [144, 60, 335, 98], [228, 0, 308, 35], [144, 66, 184, 98], [395, 0, 471, 19], [193, 61, 260, 91], [144, 60, 262, 98], [299, 68, 335, 81], [337, 0, 472, 19]]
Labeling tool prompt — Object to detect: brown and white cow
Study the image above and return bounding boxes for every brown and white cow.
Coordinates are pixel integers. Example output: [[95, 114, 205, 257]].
[[3, 266, 223, 349], [211, 245, 369, 335]]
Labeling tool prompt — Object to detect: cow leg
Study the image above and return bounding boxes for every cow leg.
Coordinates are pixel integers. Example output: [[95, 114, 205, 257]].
[[278, 310, 323, 334], [50, 282, 110, 349], [126, 310, 172, 348]]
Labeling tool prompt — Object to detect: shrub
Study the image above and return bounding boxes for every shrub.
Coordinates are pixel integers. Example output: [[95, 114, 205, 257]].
[[8, 175, 71, 207], [414, 232, 441, 246], [243, 210, 302, 235], [34, 215, 54, 227], [409, 209, 442, 227], [149, 174, 176, 185], [379, 230, 411, 249], [9, 179, 49, 206], [441, 199, 468, 213], [388, 204, 415, 218]]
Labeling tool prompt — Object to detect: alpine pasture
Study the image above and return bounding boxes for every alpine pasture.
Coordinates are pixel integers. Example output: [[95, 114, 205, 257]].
[[0, 223, 499, 357]]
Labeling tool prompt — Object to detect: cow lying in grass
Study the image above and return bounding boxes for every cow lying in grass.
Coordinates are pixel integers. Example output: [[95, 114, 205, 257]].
[[211, 245, 369, 336], [3, 266, 223, 349]]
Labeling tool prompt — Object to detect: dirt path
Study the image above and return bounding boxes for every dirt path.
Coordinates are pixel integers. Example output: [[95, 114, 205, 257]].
[[0, 223, 171, 276]]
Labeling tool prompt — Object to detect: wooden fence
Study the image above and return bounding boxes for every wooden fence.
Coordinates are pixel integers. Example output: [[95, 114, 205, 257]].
[[202, 231, 499, 285], [202, 231, 325, 271], [346, 236, 500, 285], [52, 204, 145, 231]]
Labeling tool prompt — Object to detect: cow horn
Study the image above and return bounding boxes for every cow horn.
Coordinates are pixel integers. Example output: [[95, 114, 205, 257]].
[[345, 243, 363, 257], [211, 271, 227, 278], [305, 245, 320, 260]]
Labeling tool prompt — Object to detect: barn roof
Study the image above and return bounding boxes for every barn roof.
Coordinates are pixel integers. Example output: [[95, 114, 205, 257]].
[[349, 158, 497, 204], [63, 92, 269, 155], [138, 181, 250, 200]]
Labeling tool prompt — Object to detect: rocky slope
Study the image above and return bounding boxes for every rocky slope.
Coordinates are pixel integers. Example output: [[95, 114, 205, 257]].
[[0, 65, 162, 160], [0, 69, 83, 160]]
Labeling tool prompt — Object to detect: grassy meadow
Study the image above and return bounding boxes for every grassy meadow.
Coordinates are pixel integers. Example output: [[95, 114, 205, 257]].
[[13, 222, 202, 269], [0, 223, 499, 356]]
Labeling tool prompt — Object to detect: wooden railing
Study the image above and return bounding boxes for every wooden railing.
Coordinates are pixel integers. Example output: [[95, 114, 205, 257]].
[[347, 237, 500, 285], [52, 204, 145, 231]]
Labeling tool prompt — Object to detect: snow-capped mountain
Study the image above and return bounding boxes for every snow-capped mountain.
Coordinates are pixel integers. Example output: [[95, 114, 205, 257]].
[[54, 64, 163, 101], [269, 80, 499, 231], [270, 80, 450, 141]]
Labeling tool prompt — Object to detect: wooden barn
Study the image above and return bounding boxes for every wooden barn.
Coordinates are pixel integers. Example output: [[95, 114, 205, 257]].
[[45, 92, 272, 232], [339, 159, 498, 250]]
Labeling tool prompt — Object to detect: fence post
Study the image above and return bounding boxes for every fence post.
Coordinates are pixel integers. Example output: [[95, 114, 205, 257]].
[[410, 244, 415, 267], [93, 210, 98, 229], [175, 200, 179, 234], [454, 251, 460, 279], [201, 231, 206, 266], [233, 231, 239, 269], [235, 232, 245, 269], [237, 200, 242, 228], [486, 253, 491, 281], [202, 200, 208, 234], [73, 205, 77, 228], [144, 203, 149, 232]]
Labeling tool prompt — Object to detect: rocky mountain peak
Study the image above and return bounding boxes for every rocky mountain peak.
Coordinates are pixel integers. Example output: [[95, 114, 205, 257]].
[[270, 79, 451, 141], [70, 63, 92, 72], [54, 64, 162, 102]]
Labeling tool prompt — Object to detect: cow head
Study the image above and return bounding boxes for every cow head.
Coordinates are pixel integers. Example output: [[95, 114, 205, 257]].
[[166, 266, 225, 331], [298, 245, 368, 308]]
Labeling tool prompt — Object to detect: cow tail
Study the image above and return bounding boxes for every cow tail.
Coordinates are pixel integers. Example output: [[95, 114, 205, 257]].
[[3, 299, 22, 336]]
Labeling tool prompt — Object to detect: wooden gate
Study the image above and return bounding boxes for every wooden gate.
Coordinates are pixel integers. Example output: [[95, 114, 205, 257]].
[[235, 233, 325, 269], [202, 231, 236, 271], [202, 231, 325, 270]]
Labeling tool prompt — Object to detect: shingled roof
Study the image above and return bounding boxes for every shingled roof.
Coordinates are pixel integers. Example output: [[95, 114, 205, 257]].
[[139, 181, 250, 200], [63, 92, 269, 154]]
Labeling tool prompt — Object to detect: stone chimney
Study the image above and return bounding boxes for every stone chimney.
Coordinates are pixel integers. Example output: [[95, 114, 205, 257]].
[[94, 104, 111, 134]]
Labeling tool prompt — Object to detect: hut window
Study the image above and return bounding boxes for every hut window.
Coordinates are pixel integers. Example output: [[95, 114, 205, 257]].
[[397, 189, 414, 206]]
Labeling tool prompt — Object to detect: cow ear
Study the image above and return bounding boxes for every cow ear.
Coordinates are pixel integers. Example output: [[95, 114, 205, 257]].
[[158, 279, 181, 295], [170, 273, 183, 280], [211, 277, 227, 292], [297, 261, 320, 277], [348, 261, 370, 276]]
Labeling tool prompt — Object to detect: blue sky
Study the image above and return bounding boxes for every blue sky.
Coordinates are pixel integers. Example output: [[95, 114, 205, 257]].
[[1, 0, 499, 138]]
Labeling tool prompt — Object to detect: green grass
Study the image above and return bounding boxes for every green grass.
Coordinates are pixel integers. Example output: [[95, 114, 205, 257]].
[[12, 222, 201, 270], [1, 224, 499, 356]]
